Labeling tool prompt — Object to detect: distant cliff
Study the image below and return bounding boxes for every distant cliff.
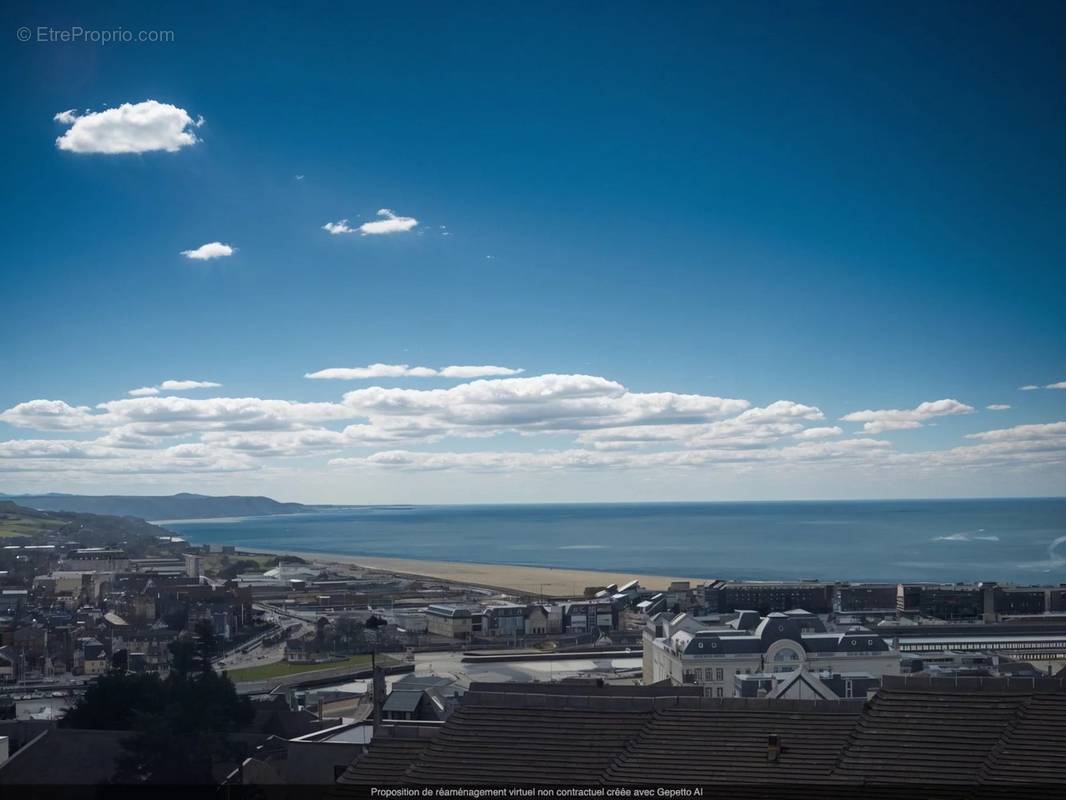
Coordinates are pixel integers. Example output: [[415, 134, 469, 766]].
[[5, 492, 310, 520]]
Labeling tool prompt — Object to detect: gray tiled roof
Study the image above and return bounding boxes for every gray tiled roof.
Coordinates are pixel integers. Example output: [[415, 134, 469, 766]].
[[335, 678, 1066, 788]]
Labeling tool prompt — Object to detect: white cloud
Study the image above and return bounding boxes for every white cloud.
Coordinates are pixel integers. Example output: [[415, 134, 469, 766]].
[[1019, 385, 1040, 391], [4, 371, 1064, 490], [841, 398, 975, 433], [322, 220, 355, 235], [1047, 381, 1066, 390], [359, 209, 418, 235], [323, 209, 419, 236], [331, 436, 892, 474], [125, 380, 219, 398], [965, 421, 1066, 444], [792, 426, 843, 440], [0, 400, 99, 431], [986, 404, 1011, 411], [305, 364, 524, 380], [159, 380, 222, 391], [55, 100, 202, 155], [180, 242, 235, 261]]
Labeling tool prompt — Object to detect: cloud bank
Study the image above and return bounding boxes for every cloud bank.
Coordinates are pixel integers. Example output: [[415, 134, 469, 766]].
[[2, 371, 1063, 491]]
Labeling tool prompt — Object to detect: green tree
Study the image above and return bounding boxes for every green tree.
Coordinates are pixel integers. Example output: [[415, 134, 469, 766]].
[[193, 618, 218, 674], [114, 671, 254, 784], [63, 670, 254, 784], [61, 673, 167, 730], [168, 634, 196, 678]]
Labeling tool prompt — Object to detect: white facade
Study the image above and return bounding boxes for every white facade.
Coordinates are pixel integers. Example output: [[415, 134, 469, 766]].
[[644, 611, 900, 697]]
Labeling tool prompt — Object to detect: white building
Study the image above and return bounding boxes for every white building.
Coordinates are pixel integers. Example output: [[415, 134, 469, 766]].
[[644, 610, 900, 697]]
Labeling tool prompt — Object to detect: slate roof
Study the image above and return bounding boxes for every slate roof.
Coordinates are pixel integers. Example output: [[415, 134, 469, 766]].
[[0, 728, 129, 785], [335, 738, 433, 788], [405, 705, 652, 785], [834, 679, 1066, 787], [335, 678, 1066, 790], [605, 702, 860, 785], [383, 690, 425, 714]]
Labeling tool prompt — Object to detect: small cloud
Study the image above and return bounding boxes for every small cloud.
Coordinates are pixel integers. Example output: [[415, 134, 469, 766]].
[[54, 100, 202, 155], [986, 404, 1011, 411], [159, 380, 221, 391], [323, 209, 419, 236], [1047, 381, 1066, 390], [295, 174, 304, 181], [181, 242, 235, 260], [305, 363, 524, 380], [128, 387, 160, 397], [841, 398, 974, 434], [322, 219, 354, 235], [1019, 385, 1040, 391], [359, 209, 418, 235]]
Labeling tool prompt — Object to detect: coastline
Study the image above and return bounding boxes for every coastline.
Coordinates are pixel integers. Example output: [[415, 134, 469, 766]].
[[241, 547, 706, 595]]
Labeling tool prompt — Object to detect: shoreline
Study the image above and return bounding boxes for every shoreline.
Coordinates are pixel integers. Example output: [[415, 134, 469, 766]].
[[240, 547, 707, 595]]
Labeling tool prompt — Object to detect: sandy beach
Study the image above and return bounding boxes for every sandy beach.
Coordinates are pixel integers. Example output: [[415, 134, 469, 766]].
[[245, 548, 705, 595]]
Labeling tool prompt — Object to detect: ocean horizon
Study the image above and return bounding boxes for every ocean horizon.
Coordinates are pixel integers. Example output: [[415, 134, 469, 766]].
[[163, 497, 1066, 584]]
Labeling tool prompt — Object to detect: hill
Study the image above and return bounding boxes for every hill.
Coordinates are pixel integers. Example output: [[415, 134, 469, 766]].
[[0, 501, 68, 539], [3, 493, 309, 520], [0, 500, 182, 561]]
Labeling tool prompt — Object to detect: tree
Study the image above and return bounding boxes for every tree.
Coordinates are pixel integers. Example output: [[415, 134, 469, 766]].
[[218, 559, 260, 580], [111, 648, 129, 674], [114, 671, 254, 784], [64, 669, 254, 784], [61, 672, 167, 730], [193, 618, 217, 674], [168, 633, 196, 678]]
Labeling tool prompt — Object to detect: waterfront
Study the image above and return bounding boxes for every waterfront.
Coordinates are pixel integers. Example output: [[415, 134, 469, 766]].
[[165, 498, 1066, 584]]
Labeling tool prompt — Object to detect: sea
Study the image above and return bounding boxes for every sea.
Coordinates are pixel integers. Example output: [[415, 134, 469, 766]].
[[162, 498, 1066, 585]]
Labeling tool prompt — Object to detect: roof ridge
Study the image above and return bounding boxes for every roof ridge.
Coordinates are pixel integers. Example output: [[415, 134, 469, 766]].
[[600, 706, 670, 783]]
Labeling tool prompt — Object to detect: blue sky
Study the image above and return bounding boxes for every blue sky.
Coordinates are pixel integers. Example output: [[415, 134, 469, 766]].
[[1, 0, 1064, 502]]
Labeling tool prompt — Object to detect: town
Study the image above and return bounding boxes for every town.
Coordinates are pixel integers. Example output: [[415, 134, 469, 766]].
[[0, 499, 1064, 789]]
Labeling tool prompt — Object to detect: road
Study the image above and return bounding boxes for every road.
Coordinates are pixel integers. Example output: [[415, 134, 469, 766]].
[[405, 650, 642, 689], [215, 602, 316, 671]]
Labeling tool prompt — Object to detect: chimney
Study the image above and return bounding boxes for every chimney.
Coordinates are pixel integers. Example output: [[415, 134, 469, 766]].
[[767, 733, 781, 762]]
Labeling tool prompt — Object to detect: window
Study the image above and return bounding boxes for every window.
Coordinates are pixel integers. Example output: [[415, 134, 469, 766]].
[[694, 668, 703, 681], [716, 667, 723, 681], [716, 687, 723, 697], [772, 646, 802, 672], [845, 679, 853, 698]]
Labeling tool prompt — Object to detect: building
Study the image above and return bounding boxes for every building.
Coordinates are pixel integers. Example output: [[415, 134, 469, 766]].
[[564, 599, 618, 633], [837, 583, 898, 614], [74, 637, 108, 675], [525, 605, 548, 635], [184, 553, 203, 579], [644, 610, 899, 696], [704, 581, 834, 615], [734, 669, 880, 700], [484, 604, 526, 637], [60, 548, 128, 571], [0, 646, 14, 681], [425, 605, 480, 639], [897, 582, 989, 620]]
